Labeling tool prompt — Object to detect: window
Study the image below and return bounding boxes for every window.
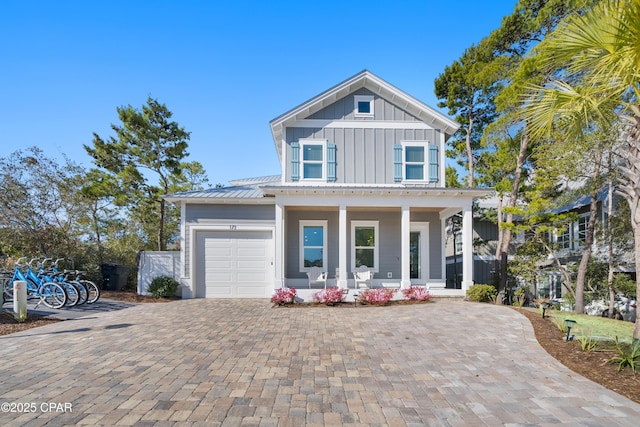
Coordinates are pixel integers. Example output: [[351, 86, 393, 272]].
[[398, 141, 438, 182], [300, 221, 327, 271], [405, 145, 425, 180], [354, 95, 374, 117], [454, 231, 463, 254], [556, 224, 571, 249], [301, 140, 326, 180], [576, 214, 589, 246], [351, 221, 379, 271]]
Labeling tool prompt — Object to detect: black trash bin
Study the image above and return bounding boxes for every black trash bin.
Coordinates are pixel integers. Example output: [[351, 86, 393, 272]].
[[101, 263, 131, 291]]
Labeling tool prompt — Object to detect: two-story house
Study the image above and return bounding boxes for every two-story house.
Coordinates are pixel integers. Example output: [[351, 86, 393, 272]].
[[166, 71, 490, 299]]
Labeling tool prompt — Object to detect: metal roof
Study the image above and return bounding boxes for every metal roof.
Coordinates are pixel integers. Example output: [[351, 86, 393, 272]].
[[164, 175, 281, 203]]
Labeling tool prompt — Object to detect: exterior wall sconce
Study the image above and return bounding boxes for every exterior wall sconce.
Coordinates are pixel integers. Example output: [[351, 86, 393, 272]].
[[564, 319, 577, 341]]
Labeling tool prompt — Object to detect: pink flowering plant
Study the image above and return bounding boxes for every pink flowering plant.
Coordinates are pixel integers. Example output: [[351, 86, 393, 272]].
[[271, 287, 297, 305], [358, 288, 396, 304], [402, 286, 432, 302], [312, 287, 345, 305]]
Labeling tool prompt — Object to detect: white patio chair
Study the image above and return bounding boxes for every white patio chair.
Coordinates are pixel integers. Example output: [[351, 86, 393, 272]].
[[353, 266, 373, 289], [306, 266, 327, 288]]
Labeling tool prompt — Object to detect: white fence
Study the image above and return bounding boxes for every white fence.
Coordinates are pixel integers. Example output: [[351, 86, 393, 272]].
[[137, 251, 181, 296]]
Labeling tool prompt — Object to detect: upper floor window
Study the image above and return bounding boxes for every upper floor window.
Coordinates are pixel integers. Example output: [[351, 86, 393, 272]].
[[301, 139, 326, 181], [290, 139, 336, 182], [556, 224, 571, 249], [354, 95, 374, 117], [397, 141, 439, 182]]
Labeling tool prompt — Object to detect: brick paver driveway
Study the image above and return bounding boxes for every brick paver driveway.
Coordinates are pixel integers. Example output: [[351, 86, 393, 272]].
[[2, 299, 640, 426]]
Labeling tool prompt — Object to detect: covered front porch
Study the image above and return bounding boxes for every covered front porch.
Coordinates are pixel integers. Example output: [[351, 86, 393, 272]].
[[263, 185, 489, 297]]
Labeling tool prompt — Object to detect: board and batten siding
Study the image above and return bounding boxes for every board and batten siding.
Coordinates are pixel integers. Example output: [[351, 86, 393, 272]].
[[285, 209, 442, 280], [183, 204, 275, 277], [285, 127, 440, 184], [308, 88, 422, 122]]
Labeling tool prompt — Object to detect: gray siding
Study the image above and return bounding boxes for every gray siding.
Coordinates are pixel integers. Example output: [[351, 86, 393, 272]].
[[186, 204, 275, 222], [285, 208, 442, 280], [285, 126, 440, 184], [308, 88, 421, 121], [184, 203, 275, 277]]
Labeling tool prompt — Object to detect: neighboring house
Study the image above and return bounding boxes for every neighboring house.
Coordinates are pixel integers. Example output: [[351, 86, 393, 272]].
[[533, 188, 635, 300], [165, 70, 490, 299]]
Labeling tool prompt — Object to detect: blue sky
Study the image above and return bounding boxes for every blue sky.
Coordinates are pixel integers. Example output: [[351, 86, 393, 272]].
[[0, 0, 515, 186]]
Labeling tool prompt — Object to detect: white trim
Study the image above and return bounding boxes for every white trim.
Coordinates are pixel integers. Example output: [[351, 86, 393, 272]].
[[354, 95, 374, 117], [299, 220, 328, 272], [351, 220, 379, 272], [299, 139, 327, 182], [410, 222, 429, 285], [290, 119, 434, 130], [401, 140, 430, 182]]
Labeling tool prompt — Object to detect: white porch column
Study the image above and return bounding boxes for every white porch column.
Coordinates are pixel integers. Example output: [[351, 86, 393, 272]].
[[440, 216, 447, 281], [401, 205, 411, 289], [275, 202, 284, 289], [461, 202, 474, 291], [338, 204, 348, 288]]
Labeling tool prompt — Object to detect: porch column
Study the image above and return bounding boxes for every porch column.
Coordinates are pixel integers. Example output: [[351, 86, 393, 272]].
[[440, 216, 447, 281], [338, 204, 348, 288], [275, 201, 284, 289], [461, 202, 474, 291], [401, 205, 411, 289]]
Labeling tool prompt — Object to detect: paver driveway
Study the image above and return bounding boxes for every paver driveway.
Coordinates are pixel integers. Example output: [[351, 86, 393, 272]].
[[1, 299, 640, 426]]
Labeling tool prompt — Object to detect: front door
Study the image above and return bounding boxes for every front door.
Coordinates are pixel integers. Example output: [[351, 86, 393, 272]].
[[409, 223, 429, 285]]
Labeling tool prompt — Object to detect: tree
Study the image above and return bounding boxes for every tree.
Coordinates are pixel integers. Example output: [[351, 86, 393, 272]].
[[523, 0, 640, 337], [0, 147, 90, 258], [85, 97, 208, 251]]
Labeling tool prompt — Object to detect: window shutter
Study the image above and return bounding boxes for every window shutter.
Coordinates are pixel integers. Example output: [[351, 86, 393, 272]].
[[291, 142, 299, 181], [428, 143, 439, 182], [327, 143, 336, 182], [393, 144, 402, 182]]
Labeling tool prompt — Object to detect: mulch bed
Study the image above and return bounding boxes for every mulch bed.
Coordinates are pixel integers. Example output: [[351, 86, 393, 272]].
[[0, 311, 62, 336], [515, 307, 640, 404]]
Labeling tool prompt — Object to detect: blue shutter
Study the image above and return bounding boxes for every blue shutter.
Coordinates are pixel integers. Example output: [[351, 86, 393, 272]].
[[291, 142, 300, 181], [327, 143, 336, 182], [428, 143, 439, 183], [393, 144, 402, 182]]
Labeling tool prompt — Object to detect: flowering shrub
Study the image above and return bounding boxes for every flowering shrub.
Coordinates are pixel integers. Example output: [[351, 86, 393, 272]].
[[271, 287, 297, 305], [359, 288, 396, 304], [402, 286, 431, 302], [312, 287, 345, 304]]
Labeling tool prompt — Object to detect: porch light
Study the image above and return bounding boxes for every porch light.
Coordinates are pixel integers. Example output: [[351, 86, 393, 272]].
[[540, 301, 552, 318], [564, 319, 577, 341]]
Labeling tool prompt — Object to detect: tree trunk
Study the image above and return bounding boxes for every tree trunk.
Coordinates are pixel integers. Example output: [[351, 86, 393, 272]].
[[158, 198, 165, 251], [499, 131, 530, 294], [607, 180, 616, 318], [573, 149, 602, 314], [466, 117, 475, 188]]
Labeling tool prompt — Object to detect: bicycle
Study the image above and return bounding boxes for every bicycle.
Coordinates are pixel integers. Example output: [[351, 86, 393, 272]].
[[3, 258, 67, 309]]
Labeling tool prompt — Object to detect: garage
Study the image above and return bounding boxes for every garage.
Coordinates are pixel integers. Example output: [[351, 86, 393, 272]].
[[195, 230, 273, 298]]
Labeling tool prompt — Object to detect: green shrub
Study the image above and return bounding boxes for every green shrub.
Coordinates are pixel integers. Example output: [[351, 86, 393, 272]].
[[147, 276, 179, 298], [466, 284, 497, 303], [609, 338, 640, 373]]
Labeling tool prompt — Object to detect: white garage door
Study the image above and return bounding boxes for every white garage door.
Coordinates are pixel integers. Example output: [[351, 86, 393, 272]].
[[196, 230, 273, 298]]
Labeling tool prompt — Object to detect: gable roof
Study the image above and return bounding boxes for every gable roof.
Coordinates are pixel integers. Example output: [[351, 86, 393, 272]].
[[269, 70, 460, 159]]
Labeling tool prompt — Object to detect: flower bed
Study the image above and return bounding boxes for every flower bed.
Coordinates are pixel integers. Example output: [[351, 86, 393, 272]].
[[402, 286, 432, 301], [271, 287, 297, 305], [312, 287, 345, 305]]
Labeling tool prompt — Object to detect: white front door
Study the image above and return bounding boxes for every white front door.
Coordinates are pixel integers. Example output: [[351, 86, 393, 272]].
[[410, 222, 429, 285]]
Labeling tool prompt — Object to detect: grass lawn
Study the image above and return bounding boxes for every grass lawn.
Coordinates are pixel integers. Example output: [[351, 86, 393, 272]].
[[525, 307, 634, 342]]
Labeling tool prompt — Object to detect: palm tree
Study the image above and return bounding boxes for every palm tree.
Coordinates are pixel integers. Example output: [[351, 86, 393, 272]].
[[523, 0, 640, 338]]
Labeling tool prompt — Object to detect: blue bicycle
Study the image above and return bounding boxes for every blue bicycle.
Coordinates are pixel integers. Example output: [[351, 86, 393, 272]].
[[2, 258, 67, 309]]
